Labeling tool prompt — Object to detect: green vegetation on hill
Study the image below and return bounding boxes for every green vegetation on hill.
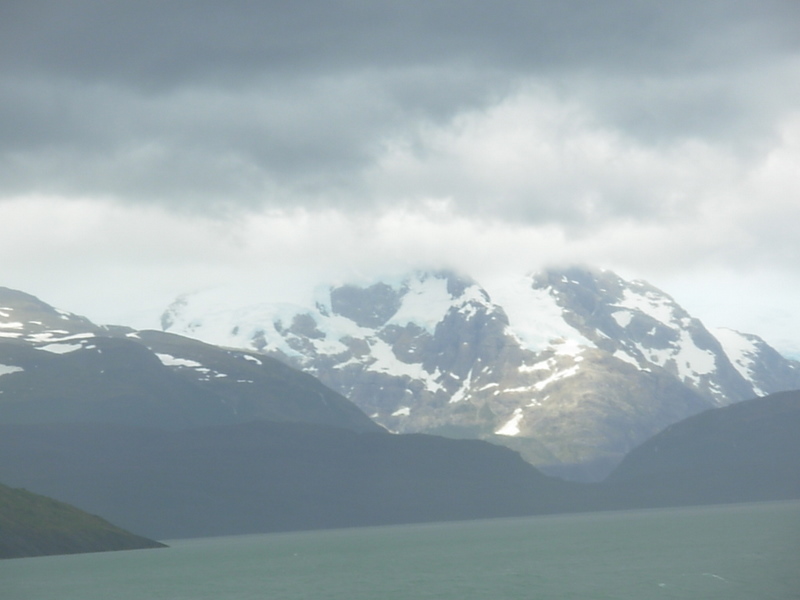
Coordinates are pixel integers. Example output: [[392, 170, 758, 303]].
[[0, 483, 165, 559]]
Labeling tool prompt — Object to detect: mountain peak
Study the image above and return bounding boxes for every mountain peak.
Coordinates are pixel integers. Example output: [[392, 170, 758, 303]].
[[160, 266, 800, 480]]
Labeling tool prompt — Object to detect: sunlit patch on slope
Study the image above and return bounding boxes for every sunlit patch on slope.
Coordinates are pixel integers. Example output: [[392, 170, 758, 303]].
[[495, 408, 524, 436]]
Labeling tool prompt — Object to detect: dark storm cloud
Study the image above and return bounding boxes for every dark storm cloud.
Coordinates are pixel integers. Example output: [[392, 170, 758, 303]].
[[4, 1, 797, 83], [1, 0, 798, 214]]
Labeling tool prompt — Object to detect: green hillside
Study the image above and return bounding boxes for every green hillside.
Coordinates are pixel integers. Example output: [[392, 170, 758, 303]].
[[0, 482, 165, 559]]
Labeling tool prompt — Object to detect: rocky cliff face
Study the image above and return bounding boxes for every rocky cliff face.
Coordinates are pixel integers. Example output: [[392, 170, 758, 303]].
[[161, 268, 800, 480]]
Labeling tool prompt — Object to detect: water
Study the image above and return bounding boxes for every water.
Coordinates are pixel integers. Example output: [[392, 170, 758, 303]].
[[3, 501, 799, 599]]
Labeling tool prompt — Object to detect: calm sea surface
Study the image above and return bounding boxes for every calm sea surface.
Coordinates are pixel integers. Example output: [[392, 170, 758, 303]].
[[4, 501, 799, 599]]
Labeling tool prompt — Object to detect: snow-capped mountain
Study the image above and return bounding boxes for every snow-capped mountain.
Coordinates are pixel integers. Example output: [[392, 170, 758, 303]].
[[0, 286, 379, 433], [161, 268, 800, 480]]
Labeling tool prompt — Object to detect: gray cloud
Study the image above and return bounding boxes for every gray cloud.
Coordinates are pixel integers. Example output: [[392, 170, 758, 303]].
[[4, 1, 797, 82], [1, 0, 798, 219], [4, 1, 800, 358]]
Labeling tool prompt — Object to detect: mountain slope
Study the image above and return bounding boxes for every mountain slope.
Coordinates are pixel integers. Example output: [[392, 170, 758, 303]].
[[161, 268, 800, 480], [0, 287, 379, 433], [0, 482, 165, 559]]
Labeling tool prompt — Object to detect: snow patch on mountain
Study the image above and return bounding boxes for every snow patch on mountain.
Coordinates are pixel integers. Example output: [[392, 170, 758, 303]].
[[165, 298, 304, 360], [613, 349, 643, 369], [385, 276, 454, 332], [534, 364, 581, 392], [365, 339, 421, 377], [713, 328, 768, 395], [634, 329, 716, 386], [518, 357, 553, 373], [488, 274, 592, 351], [448, 369, 474, 403], [618, 286, 678, 325], [674, 332, 717, 381], [554, 338, 585, 358], [31, 332, 95, 343], [156, 353, 204, 368], [0, 364, 23, 377], [36, 342, 84, 354], [154, 352, 229, 381], [611, 310, 633, 328]]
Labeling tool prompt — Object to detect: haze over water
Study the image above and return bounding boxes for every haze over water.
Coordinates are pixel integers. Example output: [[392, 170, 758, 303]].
[[5, 502, 799, 600]]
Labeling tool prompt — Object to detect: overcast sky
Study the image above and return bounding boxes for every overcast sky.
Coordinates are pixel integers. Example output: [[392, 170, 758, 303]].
[[2, 1, 800, 356]]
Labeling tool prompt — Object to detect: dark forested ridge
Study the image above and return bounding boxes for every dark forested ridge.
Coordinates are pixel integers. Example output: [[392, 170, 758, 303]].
[[1, 390, 798, 543], [598, 390, 800, 507], [0, 421, 585, 540]]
